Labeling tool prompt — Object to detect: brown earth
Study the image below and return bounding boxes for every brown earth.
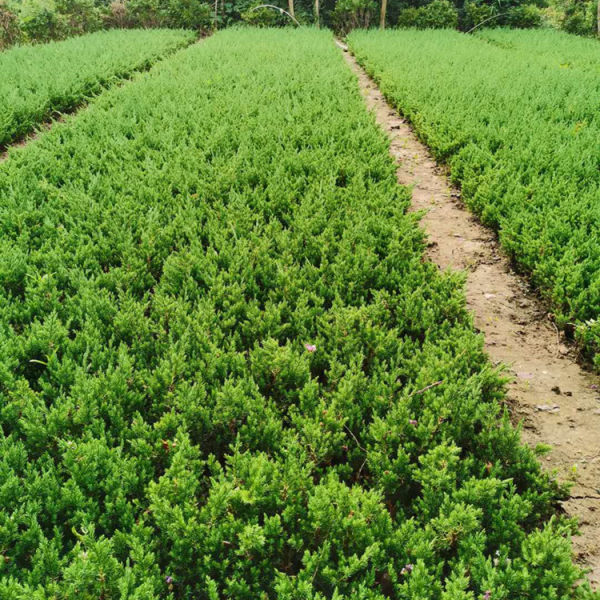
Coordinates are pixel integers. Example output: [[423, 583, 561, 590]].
[[339, 41, 600, 587], [0, 122, 53, 162]]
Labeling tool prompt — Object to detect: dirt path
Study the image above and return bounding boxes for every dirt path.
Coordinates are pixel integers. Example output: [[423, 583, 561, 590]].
[[339, 42, 600, 587], [0, 122, 55, 162]]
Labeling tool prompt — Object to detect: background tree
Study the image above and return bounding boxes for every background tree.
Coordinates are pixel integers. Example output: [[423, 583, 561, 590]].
[[0, 0, 588, 49]]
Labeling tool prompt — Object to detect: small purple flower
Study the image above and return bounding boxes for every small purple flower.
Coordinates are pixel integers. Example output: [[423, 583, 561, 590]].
[[401, 563, 414, 575], [304, 343, 316, 353], [408, 419, 418, 427], [165, 576, 174, 585], [483, 591, 491, 600]]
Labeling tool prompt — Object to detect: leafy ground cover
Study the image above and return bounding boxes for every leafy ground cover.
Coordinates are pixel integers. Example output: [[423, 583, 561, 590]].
[[0, 28, 596, 599], [476, 28, 600, 68], [348, 29, 600, 365], [0, 28, 196, 149]]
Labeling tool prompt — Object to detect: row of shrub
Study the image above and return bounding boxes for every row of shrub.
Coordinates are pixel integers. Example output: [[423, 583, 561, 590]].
[[545, 0, 598, 36], [349, 27, 600, 366], [0, 29, 194, 147], [0, 27, 595, 598]]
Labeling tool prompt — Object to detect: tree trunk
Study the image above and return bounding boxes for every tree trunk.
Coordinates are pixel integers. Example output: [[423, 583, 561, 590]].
[[379, 0, 387, 29], [288, 0, 295, 20], [314, 0, 319, 27]]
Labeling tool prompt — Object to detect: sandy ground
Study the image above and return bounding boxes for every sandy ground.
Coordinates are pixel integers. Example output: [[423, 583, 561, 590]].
[[339, 41, 600, 587]]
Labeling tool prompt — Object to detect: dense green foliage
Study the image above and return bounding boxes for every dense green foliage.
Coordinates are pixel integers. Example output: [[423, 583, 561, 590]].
[[0, 28, 195, 148], [477, 26, 600, 59], [395, 0, 543, 29], [396, 0, 458, 30], [349, 28, 600, 365], [0, 0, 547, 49], [0, 28, 596, 598], [544, 0, 598, 36]]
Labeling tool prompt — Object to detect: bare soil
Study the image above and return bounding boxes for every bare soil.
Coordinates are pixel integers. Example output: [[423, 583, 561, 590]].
[[340, 42, 600, 587], [0, 122, 54, 162]]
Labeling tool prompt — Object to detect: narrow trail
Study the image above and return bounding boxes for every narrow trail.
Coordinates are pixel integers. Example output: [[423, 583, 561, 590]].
[[339, 42, 600, 586], [0, 121, 55, 163]]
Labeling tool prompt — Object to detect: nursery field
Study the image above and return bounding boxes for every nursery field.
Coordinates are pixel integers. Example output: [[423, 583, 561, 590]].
[[349, 28, 600, 365], [0, 28, 196, 149], [0, 28, 597, 599], [476, 28, 600, 68]]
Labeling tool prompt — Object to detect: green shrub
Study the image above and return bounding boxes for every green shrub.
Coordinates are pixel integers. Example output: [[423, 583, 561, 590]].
[[124, 0, 210, 28], [18, 0, 63, 41], [0, 29, 195, 147], [460, 0, 544, 30], [505, 3, 543, 26], [396, 5, 419, 25], [55, 0, 102, 32], [560, 0, 597, 34], [0, 28, 596, 598], [126, 0, 160, 25], [397, 0, 458, 28], [240, 3, 281, 25], [349, 26, 600, 366], [461, 1, 496, 29], [158, 0, 211, 29]]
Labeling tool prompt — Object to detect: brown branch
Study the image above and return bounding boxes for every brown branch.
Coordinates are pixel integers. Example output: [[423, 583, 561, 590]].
[[408, 380, 443, 398], [343, 424, 367, 453]]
